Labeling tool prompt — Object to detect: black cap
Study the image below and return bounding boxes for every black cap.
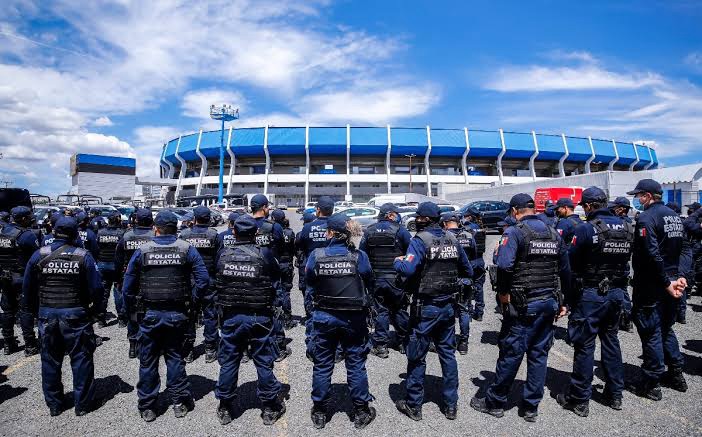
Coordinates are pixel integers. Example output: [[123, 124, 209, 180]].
[[544, 199, 555, 208], [379, 203, 400, 215], [462, 207, 479, 218], [75, 211, 87, 223], [193, 205, 211, 221], [271, 209, 286, 223], [497, 216, 517, 227], [627, 178, 662, 196], [509, 193, 534, 209], [556, 197, 575, 208], [302, 212, 316, 223], [54, 217, 78, 240], [227, 212, 240, 222], [666, 202, 681, 214], [611, 196, 631, 208], [579, 187, 607, 205], [154, 211, 178, 228], [49, 211, 62, 226], [10, 206, 32, 220], [328, 212, 350, 232], [416, 202, 440, 218], [234, 215, 257, 236], [135, 208, 153, 226], [250, 194, 269, 209], [440, 212, 460, 223], [685, 202, 701, 212], [316, 196, 335, 215]]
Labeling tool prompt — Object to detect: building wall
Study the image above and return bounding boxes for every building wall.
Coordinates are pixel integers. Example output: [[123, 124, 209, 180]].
[[72, 172, 136, 201]]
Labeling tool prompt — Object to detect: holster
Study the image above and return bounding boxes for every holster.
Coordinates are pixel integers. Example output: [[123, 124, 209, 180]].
[[511, 287, 527, 309]]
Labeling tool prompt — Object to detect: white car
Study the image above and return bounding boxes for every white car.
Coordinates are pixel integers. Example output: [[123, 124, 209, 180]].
[[335, 206, 379, 229]]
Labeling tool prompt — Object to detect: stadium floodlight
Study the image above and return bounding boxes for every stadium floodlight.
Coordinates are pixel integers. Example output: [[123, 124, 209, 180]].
[[210, 104, 240, 203]]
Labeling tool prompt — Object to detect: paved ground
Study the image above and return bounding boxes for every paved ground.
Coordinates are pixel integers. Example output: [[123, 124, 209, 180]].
[[1, 212, 701, 436]]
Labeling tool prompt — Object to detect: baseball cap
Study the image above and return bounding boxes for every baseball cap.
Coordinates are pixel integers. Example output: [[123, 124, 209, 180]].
[[440, 212, 460, 223], [227, 212, 240, 223], [302, 212, 316, 223], [416, 202, 440, 218], [627, 179, 663, 196], [234, 215, 257, 236], [509, 193, 534, 209], [556, 198, 575, 208], [154, 211, 178, 228], [579, 187, 607, 205], [379, 203, 400, 215], [271, 209, 286, 223], [250, 194, 269, 210], [135, 208, 153, 226], [316, 196, 335, 215], [10, 206, 32, 220], [327, 212, 350, 232], [193, 205, 211, 221], [54, 217, 78, 240], [684, 201, 701, 212]]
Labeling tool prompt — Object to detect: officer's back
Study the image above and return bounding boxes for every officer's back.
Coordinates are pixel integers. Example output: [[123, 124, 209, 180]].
[[299, 196, 336, 257], [179, 206, 218, 275], [216, 212, 240, 253], [360, 203, 412, 283]]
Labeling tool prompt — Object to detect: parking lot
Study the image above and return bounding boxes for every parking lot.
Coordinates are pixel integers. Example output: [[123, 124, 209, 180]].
[[1, 212, 701, 436]]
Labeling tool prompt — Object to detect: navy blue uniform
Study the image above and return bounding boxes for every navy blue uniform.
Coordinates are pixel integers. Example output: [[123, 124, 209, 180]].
[[465, 221, 487, 319], [115, 227, 154, 339], [96, 226, 125, 322], [216, 228, 236, 253], [631, 202, 685, 384], [359, 218, 411, 349], [556, 214, 583, 247], [22, 240, 105, 413], [394, 224, 473, 410], [253, 217, 287, 350], [683, 211, 702, 296], [78, 227, 100, 260], [0, 224, 40, 346], [564, 209, 629, 404], [445, 227, 478, 343], [306, 238, 374, 408], [297, 216, 331, 346], [122, 235, 211, 412], [486, 216, 570, 411]]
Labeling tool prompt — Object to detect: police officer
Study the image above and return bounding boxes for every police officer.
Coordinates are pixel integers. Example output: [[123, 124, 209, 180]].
[[608, 197, 634, 331], [178, 212, 194, 235], [555, 197, 582, 247], [394, 202, 473, 421], [214, 215, 286, 426], [295, 211, 317, 305], [441, 212, 478, 354], [122, 210, 211, 422], [271, 209, 296, 329], [297, 196, 335, 357], [462, 208, 487, 322], [666, 202, 693, 325], [360, 203, 411, 358], [627, 179, 688, 400], [683, 202, 702, 298], [471, 193, 569, 422], [0, 211, 9, 228], [95, 211, 125, 328], [306, 213, 376, 429], [536, 200, 557, 227], [76, 212, 100, 259], [89, 208, 107, 232], [216, 212, 240, 253], [22, 217, 105, 416], [115, 208, 155, 357], [179, 205, 219, 363], [0, 206, 40, 355], [556, 187, 631, 416]]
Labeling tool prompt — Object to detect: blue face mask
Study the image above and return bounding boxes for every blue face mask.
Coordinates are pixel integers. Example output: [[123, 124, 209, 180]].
[[632, 197, 643, 211]]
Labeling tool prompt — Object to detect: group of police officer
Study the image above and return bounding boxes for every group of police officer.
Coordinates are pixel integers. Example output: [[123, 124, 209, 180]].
[[0, 178, 698, 427]]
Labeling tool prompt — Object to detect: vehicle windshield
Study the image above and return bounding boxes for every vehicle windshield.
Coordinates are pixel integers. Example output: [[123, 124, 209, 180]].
[[116, 206, 135, 216]]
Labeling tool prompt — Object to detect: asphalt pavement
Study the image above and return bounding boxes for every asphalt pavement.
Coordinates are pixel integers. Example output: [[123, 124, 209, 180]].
[[1, 212, 701, 436]]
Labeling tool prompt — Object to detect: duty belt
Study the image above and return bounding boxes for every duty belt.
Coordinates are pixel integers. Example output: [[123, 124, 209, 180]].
[[143, 300, 190, 313]]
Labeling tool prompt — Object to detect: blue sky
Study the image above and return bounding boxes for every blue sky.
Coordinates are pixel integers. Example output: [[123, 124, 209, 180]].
[[0, 0, 700, 195]]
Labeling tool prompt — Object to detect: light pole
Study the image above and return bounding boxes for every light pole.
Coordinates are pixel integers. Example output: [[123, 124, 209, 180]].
[[210, 104, 239, 204], [404, 153, 416, 193]]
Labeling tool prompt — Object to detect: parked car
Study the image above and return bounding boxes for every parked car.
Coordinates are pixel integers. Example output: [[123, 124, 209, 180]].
[[297, 201, 316, 214], [276, 204, 288, 210], [402, 204, 460, 232], [458, 200, 510, 231], [336, 206, 379, 230]]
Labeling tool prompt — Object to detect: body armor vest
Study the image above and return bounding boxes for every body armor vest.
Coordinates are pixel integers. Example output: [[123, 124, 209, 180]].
[[180, 227, 218, 273], [0, 227, 22, 274], [453, 229, 477, 261], [415, 230, 461, 297], [220, 230, 237, 250], [365, 221, 404, 280], [216, 244, 275, 311], [512, 222, 560, 294], [97, 227, 124, 263], [43, 233, 55, 247], [255, 220, 275, 248], [37, 245, 86, 308], [581, 218, 633, 287], [280, 227, 296, 264], [139, 240, 190, 304], [122, 229, 155, 272], [470, 227, 486, 255], [312, 248, 366, 311], [306, 220, 329, 254]]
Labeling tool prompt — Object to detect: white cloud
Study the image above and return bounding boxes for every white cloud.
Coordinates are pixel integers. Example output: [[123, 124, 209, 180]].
[[92, 116, 113, 126], [181, 89, 247, 120], [546, 50, 596, 63]]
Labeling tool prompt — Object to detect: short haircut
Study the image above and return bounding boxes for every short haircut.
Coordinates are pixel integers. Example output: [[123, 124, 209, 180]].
[[155, 225, 177, 235]]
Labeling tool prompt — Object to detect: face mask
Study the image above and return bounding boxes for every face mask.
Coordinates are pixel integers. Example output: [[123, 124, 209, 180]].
[[632, 197, 642, 211], [415, 219, 430, 231]]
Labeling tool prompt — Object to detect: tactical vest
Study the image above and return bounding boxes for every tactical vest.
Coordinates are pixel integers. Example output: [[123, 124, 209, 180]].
[[312, 248, 366, 311], [139, 240, 191, 304], [97, 227, 124, 263], [0, 227, 22, 274], [216, 244, 275, 311], [122, 229, 155, 272], [453, 229, 477, 261], [470, 227, 486, 255], [43, 233, 55, 247], [306, 219, 329, 254], [280, 227, 296, 263], [220, 230, 237, 250], [365, 221, 404, 280], [512, 222, 560, 294], [415, 230, 461, 297], [78, 229, 89, 244], [180, 227, 218, 273], [37, 245, 86, 308], [581, 218, 633, 288]]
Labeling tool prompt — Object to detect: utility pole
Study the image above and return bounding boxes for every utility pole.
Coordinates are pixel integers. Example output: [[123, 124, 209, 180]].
[[405, 154, 416, 192]]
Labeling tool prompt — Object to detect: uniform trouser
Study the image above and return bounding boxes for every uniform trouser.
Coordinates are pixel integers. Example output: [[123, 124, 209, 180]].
[[456, 282, 473, 340], [97, 263, 116, 319], [678, 289, 687, 319], [486, 297, 557, 410], [405, 302, 458, 409], [471, 258, 486, 317], [0, 276, 36, 343], [215, 313, 281, 405], [137, 310, 192, 411], [621, 289, 633, 320], [310, 310, 372, 406], [184, 279, 219, 348], [279, 263, 293, 316], [297, 266, 306, 299], [371, 280, 409, 347], [633, 295, 684, 383], [38, 307, 96, 412], [566, 288, 624, 403]]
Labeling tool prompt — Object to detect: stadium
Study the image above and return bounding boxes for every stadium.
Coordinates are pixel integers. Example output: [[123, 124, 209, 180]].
[[159, 126, 658, 205]]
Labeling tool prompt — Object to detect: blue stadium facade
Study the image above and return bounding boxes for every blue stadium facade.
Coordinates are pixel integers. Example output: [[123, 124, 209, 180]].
[[159, 126, 657, 204]]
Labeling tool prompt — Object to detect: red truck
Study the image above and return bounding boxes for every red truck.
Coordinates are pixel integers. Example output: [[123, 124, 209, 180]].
[[534, 187, 583, 213]]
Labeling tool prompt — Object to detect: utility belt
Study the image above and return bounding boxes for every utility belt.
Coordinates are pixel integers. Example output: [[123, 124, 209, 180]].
[[578, 277, 628, 295], [510, 287, 558, 309], [409, 294, 454, 320], [133, 298, 191, 322], [217, 305, 273, 325]]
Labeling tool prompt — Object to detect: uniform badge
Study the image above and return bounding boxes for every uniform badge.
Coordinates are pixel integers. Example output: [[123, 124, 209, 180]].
[[500, 236, 509, 246], [639, 228, 646, 237], [405, 254, 415, 262]]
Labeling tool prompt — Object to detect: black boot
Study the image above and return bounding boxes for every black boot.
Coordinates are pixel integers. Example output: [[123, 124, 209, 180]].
[[396, 399, 422, 421], [662, 367, 688, 392], [370, 344, 389, 359], [3, 337, 19, 355], [556, 394, 589, 417], [217, 401, 234, 425], [636, 379, 662, 401], [311, 403, 328, 429], [183, 341, 195, 363], [457, 337, 469, 355], [353, 403, 376, 429], [205, 343, 218, 363], [129, 340, 138, 359], [24, 338, 39, 357], [261, 401, 286, 425]]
